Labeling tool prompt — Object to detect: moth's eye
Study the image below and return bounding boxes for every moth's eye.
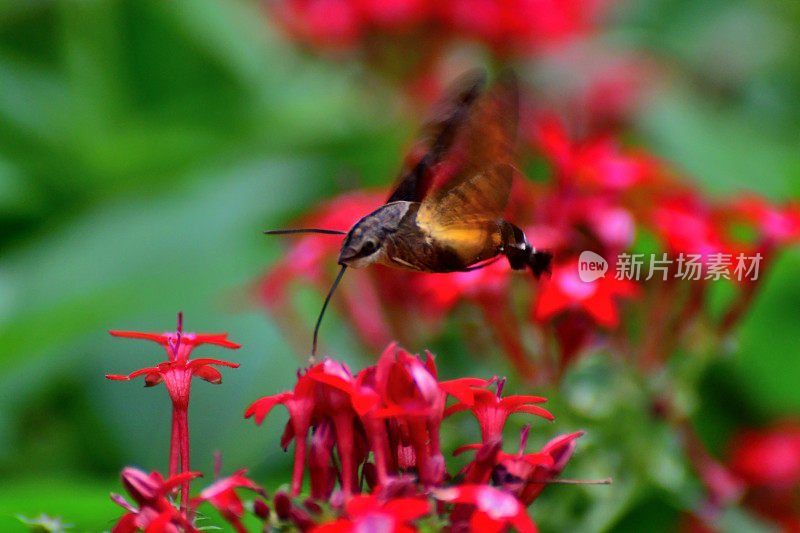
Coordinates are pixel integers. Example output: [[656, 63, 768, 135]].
[[362, 240, 378, 255]]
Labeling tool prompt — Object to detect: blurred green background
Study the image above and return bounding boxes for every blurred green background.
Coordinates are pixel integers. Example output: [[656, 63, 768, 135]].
[[1, 0, 800, 531]]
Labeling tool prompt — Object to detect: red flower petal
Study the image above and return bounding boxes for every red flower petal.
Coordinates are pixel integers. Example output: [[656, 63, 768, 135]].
[[382, 498, 431, 523], [109, 331, 171, 344], [436, 485, 537, 533], [439, 378, 494, 405], [144, 372, 163, 387], [453, 444, 483, 457], [106, 367, 160, 381], [192, 469, 262, 506], [514, 404, 555, 421], [499, 395, 548, 407], [443, 403, 471, 418], [110, 493, 137, 513], [244, 392, 294, 425], [183, 333, 242, 350], [110, 511, 138, 533], [193, 366, 222, 384], [140, 510, 173, 533], [187, 358, 240, 369], [161, 471, 203, 493]]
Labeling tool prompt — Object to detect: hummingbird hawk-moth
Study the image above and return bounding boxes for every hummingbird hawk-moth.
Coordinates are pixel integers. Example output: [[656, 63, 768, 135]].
[[267, 70, 553, 358]]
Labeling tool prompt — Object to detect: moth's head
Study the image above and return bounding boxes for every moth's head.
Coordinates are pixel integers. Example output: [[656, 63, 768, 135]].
[[338, 218, 385, 268]]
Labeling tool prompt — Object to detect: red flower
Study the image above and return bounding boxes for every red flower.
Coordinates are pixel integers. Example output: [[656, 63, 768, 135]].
[[246, 345, 504, 498], [650, 195, 731, 259], [413, 259, 511, 314], [272, 0, 363, 50], [728, 195, 800, 246], [245, 369, 320, 496], [368, 345, 454, 485], [269, 0, 615, 59], [308, 420, 338, 500], [435, 484, 537, 533], [313, 494, 430, 532], [530, 114, 657, 190], [445, 377, 553, 443], [515, 429, 584, 505], [106, 313, 240, 511], [246, 359, 365, 496], [111, 467, 202, 533], [362, 345, 492, 487], [191, 469, 264, 533], [728, 424, 800, 489], [532, 260, 640, 328], [357, 0, 429, 29], [454, 425, 583, 505]]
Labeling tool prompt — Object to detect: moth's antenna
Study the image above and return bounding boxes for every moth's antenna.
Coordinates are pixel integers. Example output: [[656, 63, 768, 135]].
[[264, 229, 347, 236], [311, 264, 348, 363]]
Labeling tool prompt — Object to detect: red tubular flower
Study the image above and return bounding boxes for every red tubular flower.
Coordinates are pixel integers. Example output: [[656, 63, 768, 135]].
[[190, 469, 264, 533], [517, 429, 584, 505], [111, 467, 202, 533], [241, 344, 589, 530], [246, 359, 365, 497], [106, 313, 240, 512], [312, 494, 430, 533], [367, 345, 495, 487], [435, 484, 537, 533], [373, 345, 446, 485], [308, 420, 338, 500], [245, 371, 318, 497], [307, 360, 363, 496], [455, 439, 503, 485], [444, 377, 553, 443], [453, 426, 582, 505]]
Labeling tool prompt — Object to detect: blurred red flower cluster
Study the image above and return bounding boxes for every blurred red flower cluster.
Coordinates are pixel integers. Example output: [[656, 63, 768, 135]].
[[725, 423, 800, 532], [267, 0, 613, 56], [682, 422, 800, 533], [246, 343, 583, 531]]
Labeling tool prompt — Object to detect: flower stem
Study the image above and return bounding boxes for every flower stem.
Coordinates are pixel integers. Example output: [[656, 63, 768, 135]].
[[169, 409, 180, 478], [176, 406, 191, 513]]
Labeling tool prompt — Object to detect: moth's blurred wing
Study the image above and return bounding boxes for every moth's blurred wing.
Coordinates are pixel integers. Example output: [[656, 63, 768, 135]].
[[417, 73, 519, 232], [416, 163, 514, 231], [415, 163, 515, 266], [386, 70, 488, 204]]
